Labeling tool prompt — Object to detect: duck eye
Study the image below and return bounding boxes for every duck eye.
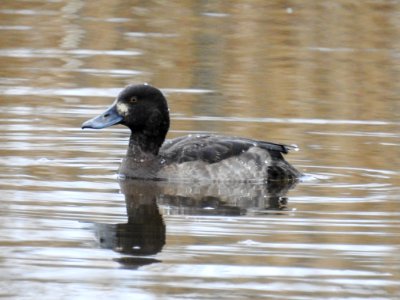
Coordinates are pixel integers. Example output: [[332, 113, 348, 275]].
[[129, 96, 138, 103]]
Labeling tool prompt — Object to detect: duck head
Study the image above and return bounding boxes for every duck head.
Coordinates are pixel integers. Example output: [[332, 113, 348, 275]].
[[82, 84, 170, 154]]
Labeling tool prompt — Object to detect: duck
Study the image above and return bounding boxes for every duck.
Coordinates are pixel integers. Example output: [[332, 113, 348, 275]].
[[82, 84, 301, 182]]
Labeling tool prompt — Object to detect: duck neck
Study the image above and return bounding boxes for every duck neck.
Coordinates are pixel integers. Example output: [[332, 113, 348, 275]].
[[127, 131, 164, 159]]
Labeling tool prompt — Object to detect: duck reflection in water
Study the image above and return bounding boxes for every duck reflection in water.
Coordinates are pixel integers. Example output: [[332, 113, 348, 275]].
[[94, 180, 166, 269], [93, 178, 297, 268]]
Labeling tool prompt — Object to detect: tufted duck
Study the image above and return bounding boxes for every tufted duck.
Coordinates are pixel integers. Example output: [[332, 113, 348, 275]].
[[82, 84, 301, 182]]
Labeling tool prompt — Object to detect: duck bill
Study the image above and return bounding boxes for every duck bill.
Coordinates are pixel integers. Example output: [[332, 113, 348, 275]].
[[81, 103, 123, 129]]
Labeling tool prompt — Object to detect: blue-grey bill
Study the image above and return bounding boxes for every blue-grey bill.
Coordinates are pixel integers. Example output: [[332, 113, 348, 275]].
[[81, 105, 123, 129]]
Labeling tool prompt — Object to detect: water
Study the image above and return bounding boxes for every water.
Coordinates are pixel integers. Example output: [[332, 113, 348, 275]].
[[0, 1, 399, 299]]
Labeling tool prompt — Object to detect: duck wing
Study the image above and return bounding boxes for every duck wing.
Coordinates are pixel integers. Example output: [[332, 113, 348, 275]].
[[160, 135, 295, 164]]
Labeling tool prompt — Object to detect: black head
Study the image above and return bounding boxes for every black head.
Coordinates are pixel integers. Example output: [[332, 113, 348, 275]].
[[82, 84, 170, 153]]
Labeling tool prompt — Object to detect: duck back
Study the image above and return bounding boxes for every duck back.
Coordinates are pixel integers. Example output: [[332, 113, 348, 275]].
[[155, 135, 300, 182]]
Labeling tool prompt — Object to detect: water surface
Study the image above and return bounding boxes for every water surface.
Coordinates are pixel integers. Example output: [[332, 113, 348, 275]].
[[0, 1, 399, 299]]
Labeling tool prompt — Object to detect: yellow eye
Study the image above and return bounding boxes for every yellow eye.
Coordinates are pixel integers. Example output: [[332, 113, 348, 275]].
[[129, 96, 138, 103]]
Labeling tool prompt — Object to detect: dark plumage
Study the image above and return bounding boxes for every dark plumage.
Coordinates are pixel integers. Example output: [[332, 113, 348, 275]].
[[82, 84, 301, 182]]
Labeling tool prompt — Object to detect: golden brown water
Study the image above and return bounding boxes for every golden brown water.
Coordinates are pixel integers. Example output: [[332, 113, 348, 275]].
[[0, 1, 399, 299]]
